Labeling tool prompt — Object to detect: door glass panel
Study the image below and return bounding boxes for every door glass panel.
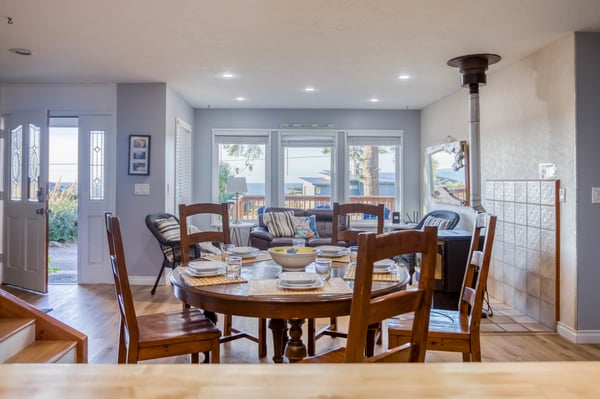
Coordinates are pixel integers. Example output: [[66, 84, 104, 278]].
[[90, 130, 105, 200], [28, 123, 41, 202], [10, 125, 23, 201]]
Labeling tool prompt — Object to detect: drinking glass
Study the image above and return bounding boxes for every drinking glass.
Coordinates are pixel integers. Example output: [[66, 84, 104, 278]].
[[314, 258, 332, 281], [226, 256, 242, 279], [220, 243, 235, 263], [349, 246, 359, 267]]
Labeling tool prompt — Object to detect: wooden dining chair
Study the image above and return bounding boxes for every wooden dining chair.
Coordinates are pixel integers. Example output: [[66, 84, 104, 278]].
[[178, 202, 268, 357], [300, 226, 438, 363], [104, 212, 221, 364], [388, 213, 497, 362], [307, 202, 385, 355]]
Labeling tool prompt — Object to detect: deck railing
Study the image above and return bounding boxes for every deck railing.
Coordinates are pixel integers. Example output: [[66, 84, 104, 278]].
[[232, 195, 395, 221]]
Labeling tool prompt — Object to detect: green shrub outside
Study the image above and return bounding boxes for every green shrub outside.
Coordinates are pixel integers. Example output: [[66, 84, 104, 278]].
[[48, 180, 78, 242]]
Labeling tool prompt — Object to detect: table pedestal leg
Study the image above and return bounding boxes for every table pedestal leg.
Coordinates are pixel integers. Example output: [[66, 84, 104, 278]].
[[285, 319, 307, 362], [268, 319, 287, 363]]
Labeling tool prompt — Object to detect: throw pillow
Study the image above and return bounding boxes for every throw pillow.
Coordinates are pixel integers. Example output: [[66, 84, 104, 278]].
[[155, 217, 180, 241], [423, 215, 451, 230], [263, 211, 295, 237], [293, 215, 320, 239]]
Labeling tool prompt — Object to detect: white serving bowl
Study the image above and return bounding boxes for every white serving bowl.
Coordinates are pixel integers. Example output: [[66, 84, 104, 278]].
[[268, 246, 318, 271]]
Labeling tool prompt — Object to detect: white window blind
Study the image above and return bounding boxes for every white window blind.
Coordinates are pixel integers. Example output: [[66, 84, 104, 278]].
[[175, 119, 192, 207]]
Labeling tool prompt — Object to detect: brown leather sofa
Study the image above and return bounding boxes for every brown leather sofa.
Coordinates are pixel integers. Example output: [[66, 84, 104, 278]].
[[249, 207, 347, 250]]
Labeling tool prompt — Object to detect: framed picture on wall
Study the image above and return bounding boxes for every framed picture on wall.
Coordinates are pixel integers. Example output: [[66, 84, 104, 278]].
[[128, 135, 151, 175]]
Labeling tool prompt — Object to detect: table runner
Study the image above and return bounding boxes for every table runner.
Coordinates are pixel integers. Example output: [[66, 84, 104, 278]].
[[203, 252, 271, 265], [248, 277, 352, 296], [343, 264, 406, 282], [177, 267, 246, 287]]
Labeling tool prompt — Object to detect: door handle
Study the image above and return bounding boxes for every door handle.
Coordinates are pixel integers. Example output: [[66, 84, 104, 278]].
[[35, 208, 45, 215]]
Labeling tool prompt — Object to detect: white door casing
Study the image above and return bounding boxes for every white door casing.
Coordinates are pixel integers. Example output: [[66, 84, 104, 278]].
[[3, 111, 49, 293]]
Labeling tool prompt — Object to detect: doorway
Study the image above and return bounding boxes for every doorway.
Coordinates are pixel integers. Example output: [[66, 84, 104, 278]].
[[48, 117, 78, 284]]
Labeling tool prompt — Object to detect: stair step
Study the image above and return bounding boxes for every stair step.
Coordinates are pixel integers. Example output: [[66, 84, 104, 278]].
[[0, 318, 36, 362], [5, 340, 78, 364]]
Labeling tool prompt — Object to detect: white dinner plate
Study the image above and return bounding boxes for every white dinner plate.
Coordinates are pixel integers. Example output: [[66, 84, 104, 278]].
[[239, 251, 260, 259], [373, 259, 395, 272], [316, 246, 347, 257], [231, 246, 259, 256], [276, 279, 324, 290], [278, 272, 320, 285], [188, 261, 222, 274], [185, 267, 224, 277]]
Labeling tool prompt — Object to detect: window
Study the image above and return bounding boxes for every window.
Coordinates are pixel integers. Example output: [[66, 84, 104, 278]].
[[213, 130, 269, 221], [347, 132, 403, 219], [175, 118, 192, 207], [281, 131, 335, 209], [211, 129, 402, 220]]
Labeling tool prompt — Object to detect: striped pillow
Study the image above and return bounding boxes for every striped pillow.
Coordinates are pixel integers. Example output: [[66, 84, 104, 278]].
[[423, 215, 451, 230], [263, 211, 295, 237], [155, 217, 181, 241]]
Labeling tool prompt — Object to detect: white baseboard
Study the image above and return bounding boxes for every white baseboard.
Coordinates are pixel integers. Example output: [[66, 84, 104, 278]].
[[557, 322, 600, 344]]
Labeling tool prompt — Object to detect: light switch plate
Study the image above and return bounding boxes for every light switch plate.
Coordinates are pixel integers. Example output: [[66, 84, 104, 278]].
[[134, 183, 150, 195], [592, 187, 600, 204]]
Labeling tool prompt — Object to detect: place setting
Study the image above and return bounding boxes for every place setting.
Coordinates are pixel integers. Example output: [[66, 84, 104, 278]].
[[248, 258, 352, 296], [343, 258, 407, 282], [315, 245, 350, 263], [203, 244, 271, 264], [178, 258, 247, 287]]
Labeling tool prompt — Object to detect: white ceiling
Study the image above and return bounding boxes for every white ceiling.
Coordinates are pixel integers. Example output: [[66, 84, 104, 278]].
[[2, 0, 600, 109]]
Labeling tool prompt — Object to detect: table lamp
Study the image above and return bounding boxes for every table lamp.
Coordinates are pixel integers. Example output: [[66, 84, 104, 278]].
[[227, 177, 248, 224]]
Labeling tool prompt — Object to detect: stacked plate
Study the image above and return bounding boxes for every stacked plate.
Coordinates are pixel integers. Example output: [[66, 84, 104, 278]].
[[229, 246, 260, 258], [276, 272, 324, 290], [316, 245, 347, 257], [373, 259, 396, 273], [186, 261, 224, 277]]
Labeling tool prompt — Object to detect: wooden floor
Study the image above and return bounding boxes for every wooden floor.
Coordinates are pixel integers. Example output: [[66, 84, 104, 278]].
[[4, 283, 600, 364]]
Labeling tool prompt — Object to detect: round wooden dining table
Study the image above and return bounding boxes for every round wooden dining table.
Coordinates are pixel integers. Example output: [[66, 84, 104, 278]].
[[170, 257, 409, 363]]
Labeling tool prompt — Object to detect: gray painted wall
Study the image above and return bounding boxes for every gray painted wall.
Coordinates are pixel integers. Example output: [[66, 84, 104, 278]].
[[575, 32, 600, 330], [193, 108, 421, 226], [116, 83, 168, 277]]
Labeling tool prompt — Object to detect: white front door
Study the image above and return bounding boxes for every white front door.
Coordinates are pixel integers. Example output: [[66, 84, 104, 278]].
[[3, 111, 49, 293], [77, 115, 114, 284]]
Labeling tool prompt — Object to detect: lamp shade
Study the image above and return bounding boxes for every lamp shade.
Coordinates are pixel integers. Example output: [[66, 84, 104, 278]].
[[227, 177, 248, 193]]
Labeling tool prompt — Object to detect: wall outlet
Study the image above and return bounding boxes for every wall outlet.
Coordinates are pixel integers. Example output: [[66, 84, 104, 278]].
[[134, 184, 150, 195]]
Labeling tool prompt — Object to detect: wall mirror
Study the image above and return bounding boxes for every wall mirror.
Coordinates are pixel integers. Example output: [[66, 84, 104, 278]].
[[426, 140, 469, 206]]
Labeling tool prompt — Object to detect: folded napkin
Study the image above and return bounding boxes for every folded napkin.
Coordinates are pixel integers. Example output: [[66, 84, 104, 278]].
[[343, 264, 405, 282], [177, 267, 246, 287], [248, 277, 352, 296]]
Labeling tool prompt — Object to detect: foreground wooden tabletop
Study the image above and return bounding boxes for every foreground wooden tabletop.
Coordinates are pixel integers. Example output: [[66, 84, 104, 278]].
[[1, 362, 599, 398]]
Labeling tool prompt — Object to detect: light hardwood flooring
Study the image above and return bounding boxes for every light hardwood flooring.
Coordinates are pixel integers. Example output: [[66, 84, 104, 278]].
[[3, 283, 600, 364]]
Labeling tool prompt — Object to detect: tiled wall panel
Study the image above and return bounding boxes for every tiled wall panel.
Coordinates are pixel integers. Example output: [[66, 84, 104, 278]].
[[484, 179, 559, 328]]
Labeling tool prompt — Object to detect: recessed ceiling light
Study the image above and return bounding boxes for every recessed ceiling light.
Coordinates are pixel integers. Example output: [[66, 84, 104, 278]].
[[398, 74, 411, 80], [369, 98, 380, 103], [304, 87, 315, 92], [222, 72, 235, 79], [235, 96, 246, 101], [9, 48, 32, 56]]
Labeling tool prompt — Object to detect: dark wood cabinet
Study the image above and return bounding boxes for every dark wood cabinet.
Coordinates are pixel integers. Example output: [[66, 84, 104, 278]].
[[432, 230, 472, 310]]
